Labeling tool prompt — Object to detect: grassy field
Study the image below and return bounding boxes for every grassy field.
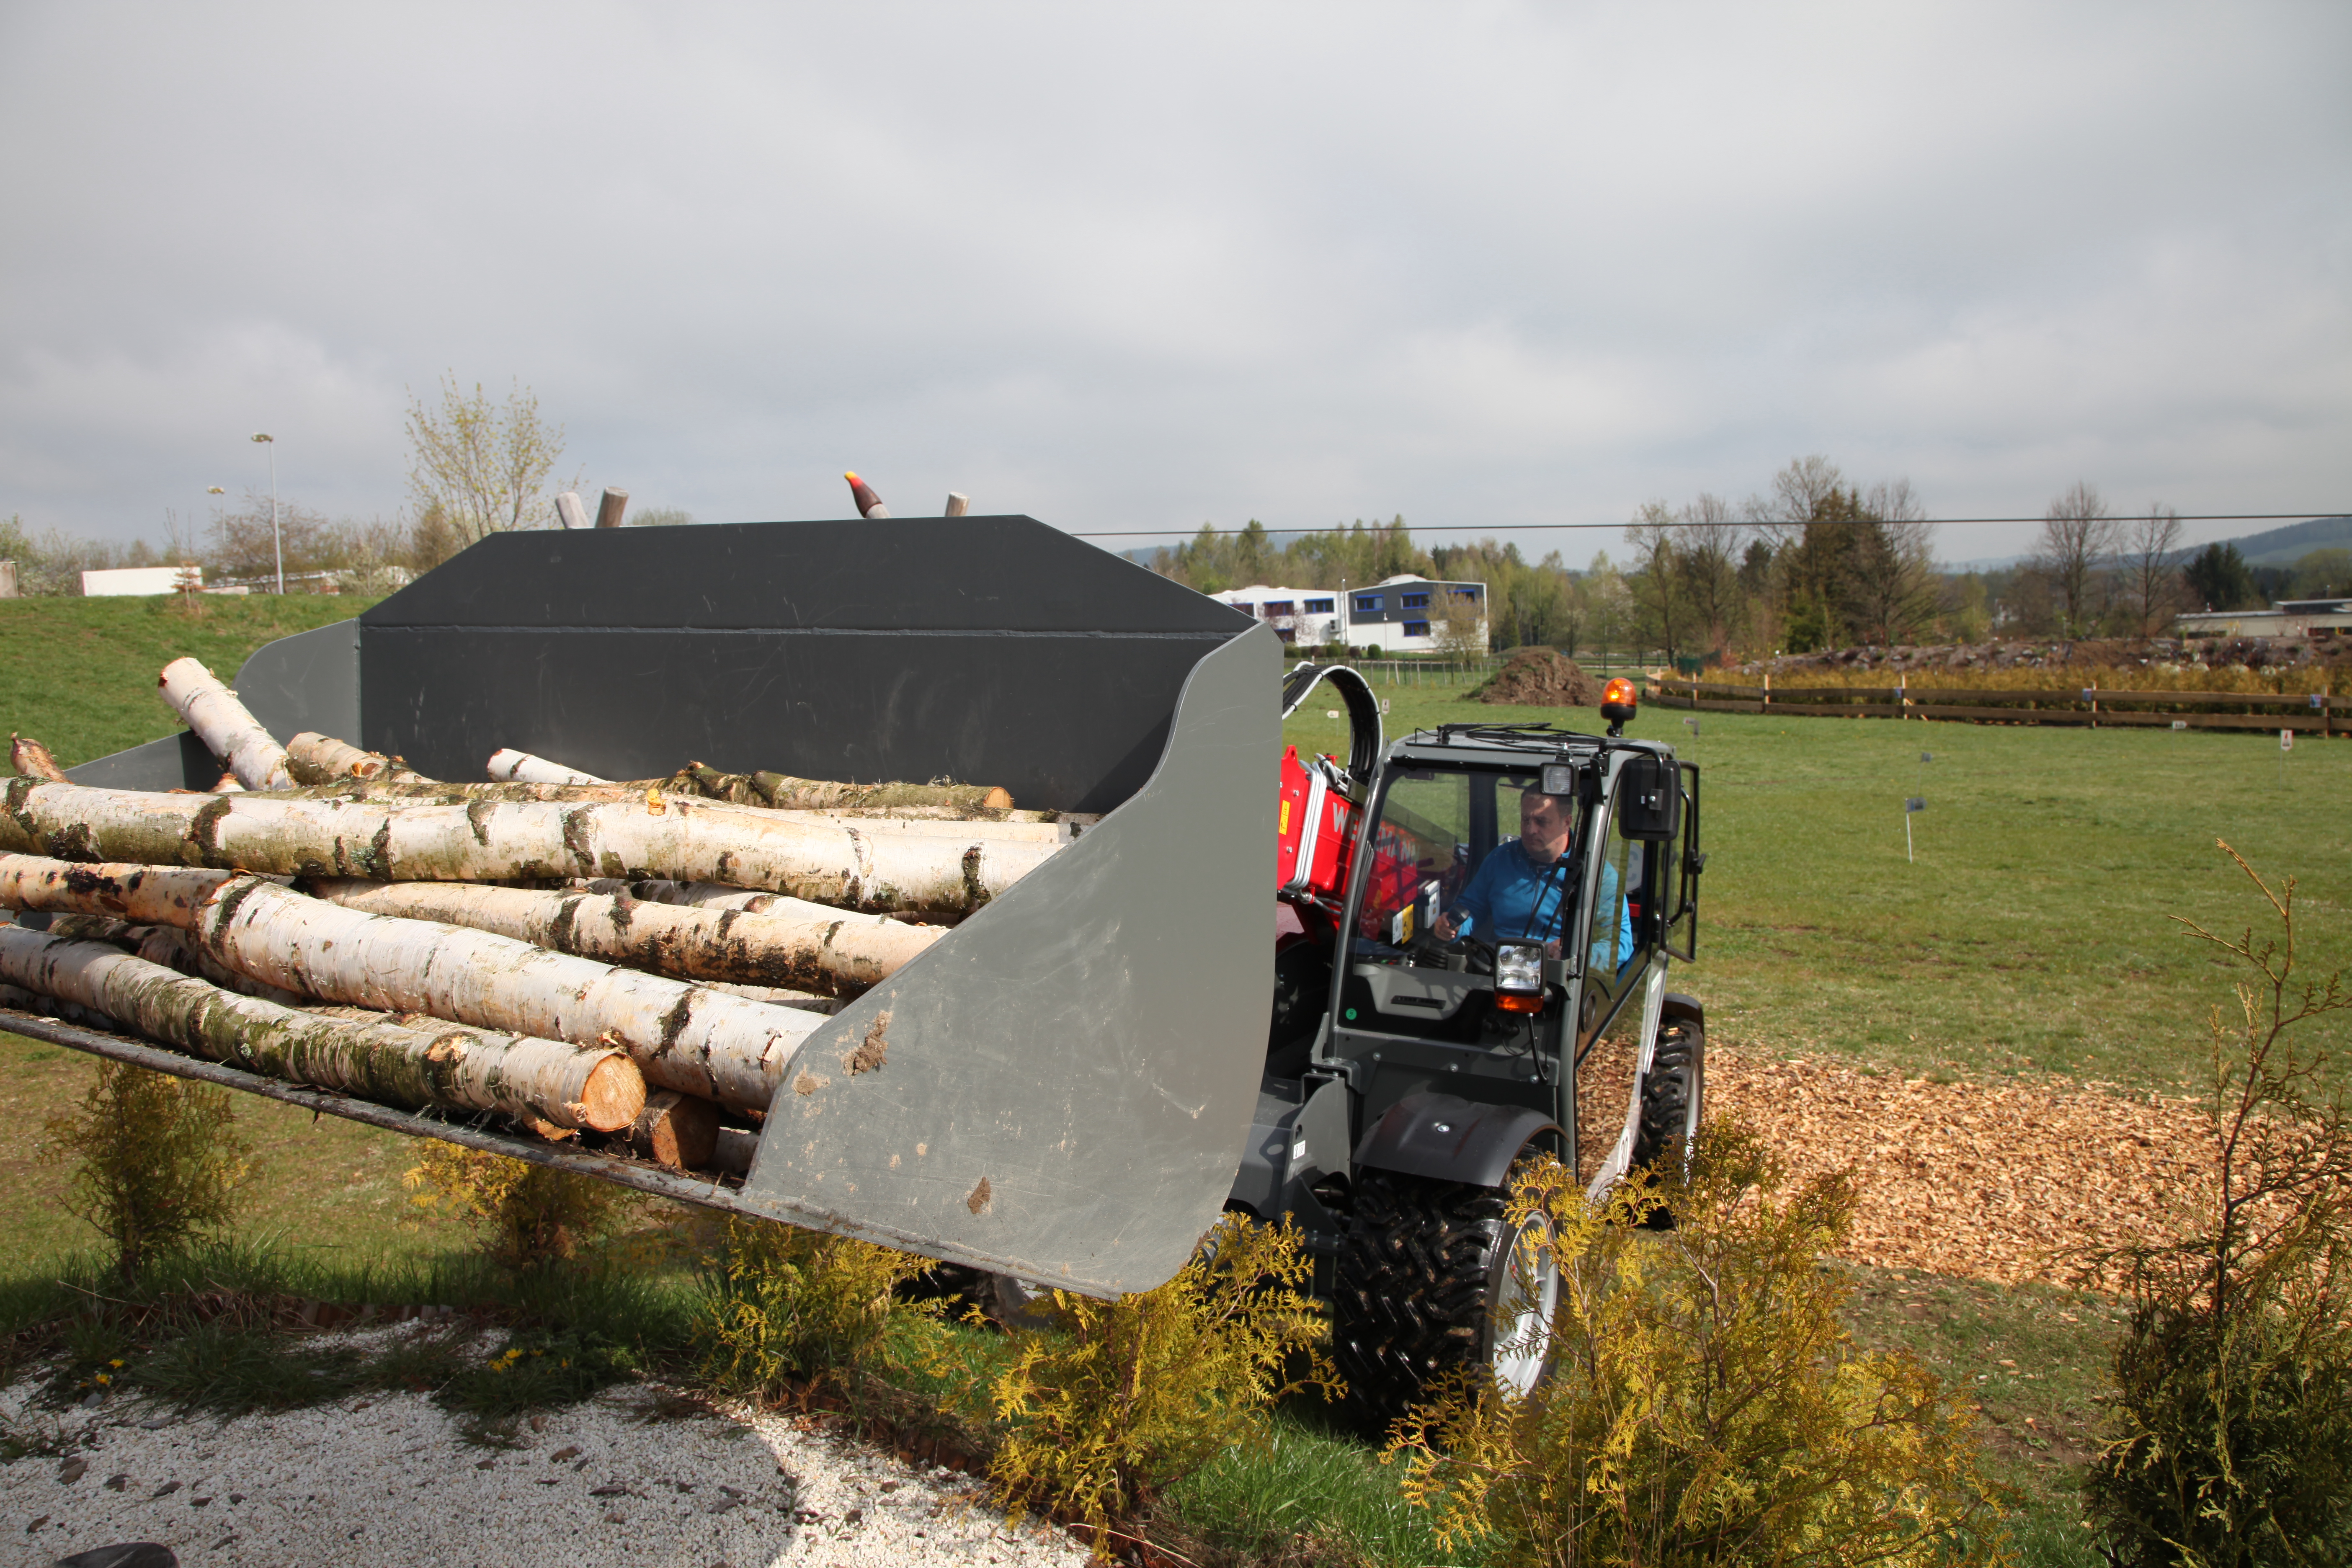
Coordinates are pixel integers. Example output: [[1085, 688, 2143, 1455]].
[[0, 592, 376, 767], [5, 611, 2344, 1565], [1284, 681, 2352, 1091]]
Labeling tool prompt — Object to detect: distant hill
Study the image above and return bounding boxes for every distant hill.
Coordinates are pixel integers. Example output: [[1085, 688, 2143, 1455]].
[[2214, 515, 2352, 567]]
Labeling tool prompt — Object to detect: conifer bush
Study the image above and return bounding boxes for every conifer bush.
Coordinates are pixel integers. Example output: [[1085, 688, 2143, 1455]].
[[42, 1060, 250, 1283], [1385, 1132, 2007, 1567], [976, 1212, 1339, 1551], [2080, 845, 2352, 1568], [694, 1217, 939, 1399]]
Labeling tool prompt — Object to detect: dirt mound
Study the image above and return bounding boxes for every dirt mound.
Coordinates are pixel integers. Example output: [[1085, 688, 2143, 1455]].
[[1476, 647, 1603, 707]]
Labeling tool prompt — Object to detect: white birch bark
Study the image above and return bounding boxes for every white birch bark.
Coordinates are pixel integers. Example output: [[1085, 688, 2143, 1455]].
[[0, 781, 1054, 914], [195, 876, 822, 1112], [299, 877, 939, 995], [0, 925, 645, 1131], [157, 657, 292, 789], [287, 879, 926, 1001], [0, 854, 233, 927], [488, 749, 610, 784], [711, 1124, 759, 1177]]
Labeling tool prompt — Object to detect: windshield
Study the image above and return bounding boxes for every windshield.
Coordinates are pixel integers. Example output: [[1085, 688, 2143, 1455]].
[[1354, 767, 1581, 954]]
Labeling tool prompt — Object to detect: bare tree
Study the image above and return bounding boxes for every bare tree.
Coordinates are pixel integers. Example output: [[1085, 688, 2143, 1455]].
[[2120, 503, 2184, 636], [1623, 503, 1685, 663], [1674, 493, 1744, 659], [2032, 481, 2118, 637], [404, 375, 577, 549]]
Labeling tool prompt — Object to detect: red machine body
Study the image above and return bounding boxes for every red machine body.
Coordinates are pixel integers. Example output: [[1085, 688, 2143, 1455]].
[[1275, 744, 1360, 901]]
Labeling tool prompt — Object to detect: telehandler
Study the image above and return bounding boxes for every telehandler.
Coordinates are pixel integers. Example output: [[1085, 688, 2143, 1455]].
[[27, 514, 1702, 1417]]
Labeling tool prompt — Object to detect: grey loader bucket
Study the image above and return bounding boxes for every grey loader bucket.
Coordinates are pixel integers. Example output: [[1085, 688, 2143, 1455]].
[[49, 516, 1279, 1296]]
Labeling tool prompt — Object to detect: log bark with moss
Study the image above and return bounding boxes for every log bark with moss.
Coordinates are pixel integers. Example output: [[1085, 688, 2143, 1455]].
[[299, 877, 943, 994], [0, 855, 235, 926], [0, 925, 644, 1132], [157, 657, 292, 789], [0, 780, 1055, 914], [285, 732, 428, 786], [193, 876, 821, 1112]]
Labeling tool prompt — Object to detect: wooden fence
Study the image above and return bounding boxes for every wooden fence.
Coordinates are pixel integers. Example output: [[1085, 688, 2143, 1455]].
[[1652, 676, 2342, 735]]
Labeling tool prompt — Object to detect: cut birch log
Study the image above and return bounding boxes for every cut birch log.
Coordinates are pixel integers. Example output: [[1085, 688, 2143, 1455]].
[[132, 925, 311, 1005], [10, 733, 66, 781], [0, 925, 645, 1132], [555, 491, 592, 530], [0, 979, 119, 1030], [594, 487, 629, 529], [487, 749, 611, 785], [944, 492, 970, 517], [300, 877, 942, 994], [193, 876, 823, 1112], [157, 657, 292, 789], [845, 470, 889, 518], [213, 774, 247, 794], [627, 1089, 719, 1170], [0, 855, 234, 926], [10, 902, 312, 1006], [743, 771, 1014, 812], [0, 781, 1052, 914], [285, 732, 425, 786]]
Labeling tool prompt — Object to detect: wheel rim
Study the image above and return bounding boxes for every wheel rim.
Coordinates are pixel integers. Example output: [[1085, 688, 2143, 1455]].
[[1486, 1211, 1560, 1398]]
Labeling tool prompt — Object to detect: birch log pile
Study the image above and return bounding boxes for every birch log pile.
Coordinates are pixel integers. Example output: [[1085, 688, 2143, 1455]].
[[300, 877, 943, 994], [193, 876, 822, 1112], [0, 926, 645, 1131], [157, 657, 293, 789], [0, 780, 1052, 913]]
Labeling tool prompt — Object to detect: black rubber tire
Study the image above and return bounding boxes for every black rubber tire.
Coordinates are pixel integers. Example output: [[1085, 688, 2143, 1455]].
[[1632, 1014, 1703, 1174], [1331, 1167, 1545, 1425]]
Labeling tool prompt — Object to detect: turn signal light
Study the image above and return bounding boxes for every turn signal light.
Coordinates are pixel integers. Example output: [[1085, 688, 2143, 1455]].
[[1494, 941, 1545, 1013]]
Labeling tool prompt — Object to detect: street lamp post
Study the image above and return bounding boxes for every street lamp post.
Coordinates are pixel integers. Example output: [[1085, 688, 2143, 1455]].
[[250, 433, 281, 594]]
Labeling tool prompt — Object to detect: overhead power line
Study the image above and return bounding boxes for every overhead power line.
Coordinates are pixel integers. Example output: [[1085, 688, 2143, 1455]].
[[1070, 511, 2345, 540]]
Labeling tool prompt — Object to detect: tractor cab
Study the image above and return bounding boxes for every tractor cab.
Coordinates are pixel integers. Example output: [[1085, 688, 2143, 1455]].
[[1239, 666, 1706, 1419]]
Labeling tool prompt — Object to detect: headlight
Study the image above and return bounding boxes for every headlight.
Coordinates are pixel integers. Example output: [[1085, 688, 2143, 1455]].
[[1494, 941, 1545, 1013]]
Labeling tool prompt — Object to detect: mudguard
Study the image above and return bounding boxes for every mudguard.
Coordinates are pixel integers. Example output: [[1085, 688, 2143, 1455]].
[[1353, 1089, 1563, 1190]]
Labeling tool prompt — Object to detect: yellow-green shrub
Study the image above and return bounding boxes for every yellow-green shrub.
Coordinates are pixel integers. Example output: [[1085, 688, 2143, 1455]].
[[694, 1217, 939, 1398], [2080, 846, 2352, 1567], [1387, 1132, 2007, 1567], [404, 1142, 628, 1267], [42, 1060, 250, 1283], [978, 1213, 1338, 1549]]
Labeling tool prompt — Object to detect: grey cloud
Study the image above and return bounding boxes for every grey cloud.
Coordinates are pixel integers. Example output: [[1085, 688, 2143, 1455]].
[[2, 1, 2346, 562]]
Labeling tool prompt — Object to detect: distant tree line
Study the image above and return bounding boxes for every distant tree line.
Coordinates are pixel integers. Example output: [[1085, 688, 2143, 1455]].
[[1148, 458, 2351, 663], [0, 377, 694, 596]]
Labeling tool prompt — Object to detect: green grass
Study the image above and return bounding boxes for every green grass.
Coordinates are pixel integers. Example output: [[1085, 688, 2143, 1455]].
[[0, 634, 2340, 1561], [0, 593, 377, 767], [1284, 682, 2352, 1091], [8, 1030, 465, 1275]]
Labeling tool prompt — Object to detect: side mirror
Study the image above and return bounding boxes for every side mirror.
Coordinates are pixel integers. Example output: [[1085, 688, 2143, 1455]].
[[1617, 756, 1680, 841]]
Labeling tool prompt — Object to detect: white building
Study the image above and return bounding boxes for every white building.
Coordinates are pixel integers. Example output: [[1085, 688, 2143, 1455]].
[[1220, 573, 1488, 653], [80, 565, 202, 596], [2174, 597, 2352, 640]]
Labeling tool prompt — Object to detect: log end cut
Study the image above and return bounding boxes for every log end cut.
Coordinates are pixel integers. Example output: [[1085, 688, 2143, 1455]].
[[628, 1089, 721, 1170], [579, 1052, 651, 1133]]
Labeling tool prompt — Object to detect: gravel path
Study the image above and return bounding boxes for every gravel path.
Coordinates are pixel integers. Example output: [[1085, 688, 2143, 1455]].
[[5, 1337, 1085, 1568]]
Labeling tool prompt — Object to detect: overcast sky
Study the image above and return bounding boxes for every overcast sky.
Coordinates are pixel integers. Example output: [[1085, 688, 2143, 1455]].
[[3, 2, 2347, 564]]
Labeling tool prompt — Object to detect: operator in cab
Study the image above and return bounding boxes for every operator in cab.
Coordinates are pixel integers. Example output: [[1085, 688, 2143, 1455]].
[[1434, 784, 1632, 963]]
